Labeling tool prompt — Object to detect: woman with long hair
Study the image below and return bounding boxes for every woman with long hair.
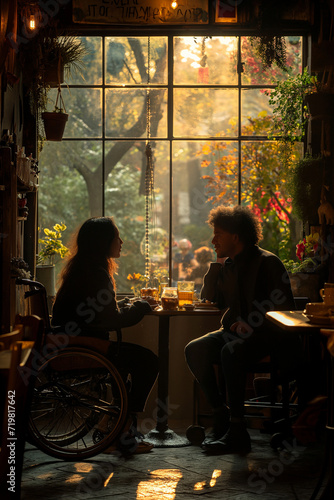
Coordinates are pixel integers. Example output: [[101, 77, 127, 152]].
[[52, 216, 159, 454]]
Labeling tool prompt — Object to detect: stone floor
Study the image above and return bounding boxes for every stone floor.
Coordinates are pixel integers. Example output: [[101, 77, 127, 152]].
[[20, 422, 328, 500]]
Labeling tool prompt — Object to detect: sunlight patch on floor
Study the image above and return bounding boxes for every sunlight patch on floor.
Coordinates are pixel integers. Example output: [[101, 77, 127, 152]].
[[137, 469, 182, 499], [194, 468, 222, 490]]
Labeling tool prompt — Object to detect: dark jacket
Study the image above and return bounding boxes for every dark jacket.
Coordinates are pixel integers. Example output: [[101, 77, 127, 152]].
[[201, 245, 295, 332], [52, 267, 151, 340]]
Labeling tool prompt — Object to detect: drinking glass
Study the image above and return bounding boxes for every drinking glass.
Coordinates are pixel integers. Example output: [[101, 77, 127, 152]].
[[161, 287, 179, 310], [140, 287, 159, 301], [177, 281, 195, 308]]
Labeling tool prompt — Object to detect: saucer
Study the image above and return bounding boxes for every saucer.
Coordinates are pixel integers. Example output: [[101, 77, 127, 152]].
[[304, 302, 334, 316], [183, 304, 195, 311], [306, 314, 334, 325]]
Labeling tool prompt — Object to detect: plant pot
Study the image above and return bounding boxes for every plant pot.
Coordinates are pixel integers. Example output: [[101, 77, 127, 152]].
[[289, 272, 321, 302], [36, 265, 56, 313], [42, 111, 68, 141], [43, 62, 64, 87], [36, 265, 56, 297]]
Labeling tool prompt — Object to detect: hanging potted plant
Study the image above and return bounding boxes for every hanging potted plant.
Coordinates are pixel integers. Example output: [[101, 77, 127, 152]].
[[19, 31, 87, 115], [265, 67, 315, 169], [41, 35, 88, 87], [42, 86, 68, 141]]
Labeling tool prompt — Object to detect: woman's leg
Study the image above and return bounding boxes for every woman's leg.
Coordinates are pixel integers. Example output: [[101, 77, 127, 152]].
[[109, 342, 159, 413]]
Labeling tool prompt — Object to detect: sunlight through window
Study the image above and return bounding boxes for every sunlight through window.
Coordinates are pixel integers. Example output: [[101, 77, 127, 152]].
[[209, 469, 222, 487], [137, 469, 182, 499]]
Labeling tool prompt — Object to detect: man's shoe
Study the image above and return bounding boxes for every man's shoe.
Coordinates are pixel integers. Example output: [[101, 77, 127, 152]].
[[203, 423, 251, 455], [202, 404, 230, 445]]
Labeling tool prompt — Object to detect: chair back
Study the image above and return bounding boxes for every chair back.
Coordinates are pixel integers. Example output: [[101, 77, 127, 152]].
[[15, 278, 122, 354], [16, 278, 51, 332], [0, 315, 44, 499]]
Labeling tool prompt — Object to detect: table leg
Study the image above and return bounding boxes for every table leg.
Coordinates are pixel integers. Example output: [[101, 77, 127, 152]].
[[145, 314, 190, 447], [310, 351, 334, 499]]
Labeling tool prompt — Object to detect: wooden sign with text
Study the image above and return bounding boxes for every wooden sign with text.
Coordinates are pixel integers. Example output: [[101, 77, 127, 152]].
[[72, 0, 208, 25]]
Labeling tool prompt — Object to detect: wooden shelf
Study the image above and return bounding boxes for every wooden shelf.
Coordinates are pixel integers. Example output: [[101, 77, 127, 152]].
[[1, 147, 38, 332], [17, 177, 38, 193]]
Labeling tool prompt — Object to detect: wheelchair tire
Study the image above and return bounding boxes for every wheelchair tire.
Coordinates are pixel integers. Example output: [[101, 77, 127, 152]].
[[28, 347, 128, 460]]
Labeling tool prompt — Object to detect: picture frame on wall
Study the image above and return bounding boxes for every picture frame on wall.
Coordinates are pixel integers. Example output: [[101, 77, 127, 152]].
[[215, 0, 237, 23]]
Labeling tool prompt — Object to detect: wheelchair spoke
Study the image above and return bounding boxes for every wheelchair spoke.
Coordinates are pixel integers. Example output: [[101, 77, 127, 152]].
[[28, 347, 128, 459]]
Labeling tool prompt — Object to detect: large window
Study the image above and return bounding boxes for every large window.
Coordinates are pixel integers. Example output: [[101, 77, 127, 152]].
[[38, 35, 303, 292]]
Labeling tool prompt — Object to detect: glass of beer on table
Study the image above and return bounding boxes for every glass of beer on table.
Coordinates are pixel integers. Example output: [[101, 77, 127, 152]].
[[140, 287, 159, 301], [177, 281, 195, 308], [161, 287, 179, 311]]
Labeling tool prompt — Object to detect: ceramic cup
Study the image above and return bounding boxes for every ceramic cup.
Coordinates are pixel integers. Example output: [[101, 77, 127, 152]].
[[320, 283, 334, 305]]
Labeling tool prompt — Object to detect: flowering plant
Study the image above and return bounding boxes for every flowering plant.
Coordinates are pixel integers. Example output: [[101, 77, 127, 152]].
[[127, 273, 148, 297], [127, 269, 169, 296], [296, 233, 319, 261], [37, 223, 69, 265], [283, 232, 320, 274]]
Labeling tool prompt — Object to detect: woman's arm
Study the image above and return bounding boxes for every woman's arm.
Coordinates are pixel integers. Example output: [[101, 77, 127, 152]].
[[76, 269, 152, 332]]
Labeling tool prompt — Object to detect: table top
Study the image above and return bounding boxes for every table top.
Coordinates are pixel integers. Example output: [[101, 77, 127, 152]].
[[266, 310, 324, 332], [150, 306, 222, 317]]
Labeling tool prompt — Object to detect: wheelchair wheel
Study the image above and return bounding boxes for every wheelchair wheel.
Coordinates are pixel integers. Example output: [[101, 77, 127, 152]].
[[28, 347, 128, 460]]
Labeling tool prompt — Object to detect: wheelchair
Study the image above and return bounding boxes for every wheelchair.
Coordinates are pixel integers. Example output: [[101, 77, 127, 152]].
[[16, 278, 129, 461]]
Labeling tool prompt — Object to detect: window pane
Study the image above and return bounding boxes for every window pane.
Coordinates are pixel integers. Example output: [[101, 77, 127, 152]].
[[174, 89, 238, 137], [47, 88, 102, 138], [38, 34, 304, 293], [174, 36, 238, 85], [38, 140, 103, 278], [241, 36, 303, 85], [241, 89, 273, 136], [68, 37, 102, 85], [105, 88, 167, 138], [241, 140, 303, 254], [172, 140, 238, 287], [105, 37, 168, 85], [105, 141, 170, 292]]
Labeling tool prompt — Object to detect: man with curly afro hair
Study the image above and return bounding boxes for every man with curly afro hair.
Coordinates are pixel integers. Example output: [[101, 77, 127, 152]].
[[185, 205, 300, 455]]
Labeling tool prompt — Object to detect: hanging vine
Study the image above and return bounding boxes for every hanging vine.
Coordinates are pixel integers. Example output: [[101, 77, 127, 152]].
[[249, 0, 288, 71]]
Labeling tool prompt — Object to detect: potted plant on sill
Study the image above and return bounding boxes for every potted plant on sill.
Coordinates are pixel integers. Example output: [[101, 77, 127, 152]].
[[283, 232, 324, 302], [304, 69, 334, 119], [42, 86, 69, 141], [36, 223, 69, 304]]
